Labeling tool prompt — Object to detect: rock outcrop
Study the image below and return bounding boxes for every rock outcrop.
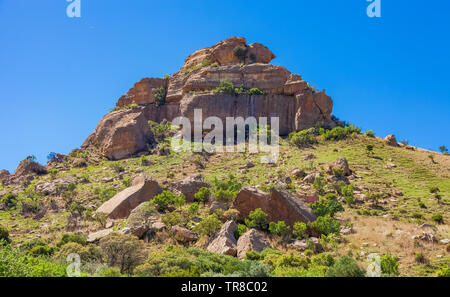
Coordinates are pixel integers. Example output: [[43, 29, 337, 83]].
[[169, 175, 209, 203], [206, 220, 238, 256], [385, 134, 400, 147], [82, 37, 336, 160], [325, 157, 352, 176], [35, 177, 77, 196], [171, 225, 198, 242], [233, 187, 317, 227], [2, 160, 47, 186], [96, 175, 162, 219], [236, 229, 271, 259]]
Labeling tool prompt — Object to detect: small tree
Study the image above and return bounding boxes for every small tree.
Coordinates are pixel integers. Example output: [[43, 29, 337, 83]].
[[99, 233, 146, 274], [439, 146, 448, 154], [0, 225, 10, 245], [366, 144, 374, 157], [154, 87, 166, 107], [268, 221, 290, 239], [233, 46, 247, 62], [151, 190, 186, 212], [293, 222, 308, 239], [194, 187, 211, 205], [193, 214, 222, 237], [313, 215, 340, 236], [313, 176, 326, 196], [380, 254, 400, 276], [428, 154, 436, 164], [245, 208, 269, 231]]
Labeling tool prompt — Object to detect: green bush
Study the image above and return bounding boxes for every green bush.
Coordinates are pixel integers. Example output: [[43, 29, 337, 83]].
[[234, 224, 247, 239], [151, 190, 186, 212], [154, 87, 166, 107], [0, 225, 10, 244], [380, 254, 399, 276], [245, 208, 269, 231], [437, 266, 450, 277], [57, 233, 87, 247], [341, 184, 355, 205], [213, 79, 238, 96], [311, 194, 344, 217], [100, 233, 146, 274], [233, 46, 247, 62], [431, 213, 444, 224], [311, 253, 335, 267], [212, 174, 242, 202], [289, 128, 317, 148], [246, 88, 266, 95], [0, 193, 17, 209], [293, 222, 307, 240], [313, 215, 341, 235], [194, 214, 222, 237], [0, 244, 66, 277], [245, 251, 261, 261], [149, 119, 173, 143], [268, 221, 290, 238], [321, 125, 361, 141], [313, 176, 326, 195], [20, 238, 47, 252], [194, 187, 211, 205], [366, 130, 375, 137], [27, 245, 55, 257], [326, 256, 364, 277]]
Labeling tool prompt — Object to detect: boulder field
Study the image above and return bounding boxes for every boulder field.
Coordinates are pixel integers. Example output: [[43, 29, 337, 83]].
[[82, 37, 336, 160]]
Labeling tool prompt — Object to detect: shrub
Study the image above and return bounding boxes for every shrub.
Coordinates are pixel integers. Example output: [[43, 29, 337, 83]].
[[223, 208, 240, 221], [245, 208, 269, 231], [213, 79, 238, 96], [0, 244, 66, 277], [149, 119, 172, 143], [194, 214, 222, 237], [57, 233, 87, 247], [366, 144, 374, 156], [27, 245, 55, 257], [154, 87, 166, 107], [269, 221, 290, 239], [332, 167, 345, 178], [311, 194, 343, 217], [326, 256, 364, 277], [341, 184, 355, 205], [151, 190, 186, 212], [161, 211, 186, 228], [439, 146, 448, 154], [431, 213, 444, 224], [97, 266, 122, 277], [234, 224, 247, 239], [289, 128, 317, 148], [20, 238, 47, 252], [99, 233, 146, 274], [0, 193, 17, 209], [245, 251, 261, 261], [54, 242, 93, 262], [188, 202, 199, 214], [437, 266, 450, 277], [233, 46, 247, 62], [321, 125, 360, 141], [414, 251, 427, 264], [293, 222, 307, 240], [366, 130, 375, 137], [194, 187, 211, 205], [212, 174, 242, 202], [0, 225, 10, 244], [313, 176, 326, 195], [380, 254, 399, 276], [311, 253, 335, 267], [246, 88, 265, 95], [314, 215, 340, 236]]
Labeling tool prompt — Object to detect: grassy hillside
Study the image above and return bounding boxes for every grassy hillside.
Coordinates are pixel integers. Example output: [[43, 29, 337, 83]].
[[0, 131, 448, 277]]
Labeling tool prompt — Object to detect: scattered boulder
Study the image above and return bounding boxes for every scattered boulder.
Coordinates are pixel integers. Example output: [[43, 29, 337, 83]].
[[303, 172, 321, 184], [170, 175, 209, 203], [171, 225, 198, 242], [439, 239, 450, 245], [87, 229, 113, 243], [291, 169, 306, 179], [233, 187, 317, 227], [206, 220, 238, 256], [72, 158, 87, 168], [152, 221, 167, 232], [209, 200, 228, 213], [237, 229, 271, 259], [385, 134, 400, 147], [384, 162, 397, 169], [291, 237, 322, 252], [340, 226, 354, 235], [419, 231, 437, 243], [121, 225, 149, 239], [96, 175, 162, 219], [325, 157, 352, 176], [303, 154, 316, 161], [392, 188, 403, 197], [35, 177, 77, 196]]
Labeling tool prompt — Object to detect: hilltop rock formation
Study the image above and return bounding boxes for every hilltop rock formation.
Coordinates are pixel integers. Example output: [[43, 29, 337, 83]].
[[82, 37, 336, 160], [233, 187, 317, 227]]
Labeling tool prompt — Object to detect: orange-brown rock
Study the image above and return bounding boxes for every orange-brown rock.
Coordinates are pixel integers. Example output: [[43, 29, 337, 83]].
[[233, 187, 317, 227], [385, 134, 400, 147], [82, 106, 155, 160], [116, 78, 168, 108], [96, 175, 162, 219]]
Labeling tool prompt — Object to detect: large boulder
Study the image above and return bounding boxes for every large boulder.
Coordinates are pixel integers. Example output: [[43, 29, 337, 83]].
[[82, 107, 155, 160], [0, 170, 10, 185], [169, 175, 209, 203], [233, 187, 317, 227], [87, 229, 113, 243], [4, 160, 47, 186], [171, 225, 198, 242], [206, 220, 238, 256], [385, 134, 400, 147], [236, 229, 271, 259], [325, 157, 352, 176], [96, 175, 162, 219]]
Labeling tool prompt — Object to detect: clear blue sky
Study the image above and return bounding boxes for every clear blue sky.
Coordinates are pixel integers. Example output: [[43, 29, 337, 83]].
[[1, 0, 449, 172]]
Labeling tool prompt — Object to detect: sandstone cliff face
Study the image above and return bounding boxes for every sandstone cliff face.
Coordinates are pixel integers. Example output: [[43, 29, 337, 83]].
[[83, 37, 335, 159]]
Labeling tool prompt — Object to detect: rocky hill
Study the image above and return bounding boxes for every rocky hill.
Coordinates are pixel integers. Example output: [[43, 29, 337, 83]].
[[82, 37, 335, 160], [0, 38, 449, 278]]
